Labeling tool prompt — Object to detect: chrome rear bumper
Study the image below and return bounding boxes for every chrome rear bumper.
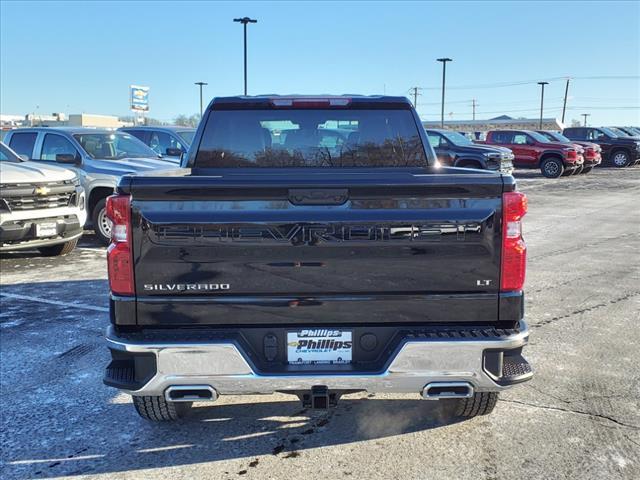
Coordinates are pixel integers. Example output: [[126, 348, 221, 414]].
[[105, 321, 531, 397]]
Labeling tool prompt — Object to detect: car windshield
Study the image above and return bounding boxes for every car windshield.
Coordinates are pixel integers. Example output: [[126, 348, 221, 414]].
[[529, 131, 554, 143], [195, 109, 427, 168], [609, 127, 633, 137], [73, 132, 158, 159], [177, 130, 195, 145], [545, 131, 572, 143], [0, 143, 23, 162], [440, 130, 473, 146], [599, 127, 620, 138]]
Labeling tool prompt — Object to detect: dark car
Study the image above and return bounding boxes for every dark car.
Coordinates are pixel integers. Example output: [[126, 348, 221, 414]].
[[103, 95, 532, 422], [563, 127, 640, 167], [425, 128, 514, 174], [536, 130, 602, 174], [119, 126, 196, 160]]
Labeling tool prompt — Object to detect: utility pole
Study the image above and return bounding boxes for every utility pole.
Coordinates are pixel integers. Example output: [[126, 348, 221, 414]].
[[537, 81, 549, 129], [233, 17, 258, 95], [194, 82, 207, 118], [436, 58, 452, 128], [582, 113, 591, 126], [561, 78, 570, 124], [472, 99, 477, 121], [411, 87, 419, 108]]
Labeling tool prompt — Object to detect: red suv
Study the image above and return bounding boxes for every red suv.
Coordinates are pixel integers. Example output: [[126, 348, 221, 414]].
[[480, 130, 583, 178], [536, 130, 602, 174]]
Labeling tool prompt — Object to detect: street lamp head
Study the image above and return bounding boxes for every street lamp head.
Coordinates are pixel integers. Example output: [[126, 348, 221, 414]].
[[537, 81, 549, 86], [436, 57, 453, 63], [194, 82, 208, 86], [234, 17, 257, 24]]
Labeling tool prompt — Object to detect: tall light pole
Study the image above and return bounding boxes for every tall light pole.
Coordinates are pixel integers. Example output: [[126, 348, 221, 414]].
[[436, 58, 452, 128], [194, 82, 207, 118], [537, 81, 549, 129], [233, 17, 257, 95], [582, 113, 591, 126]]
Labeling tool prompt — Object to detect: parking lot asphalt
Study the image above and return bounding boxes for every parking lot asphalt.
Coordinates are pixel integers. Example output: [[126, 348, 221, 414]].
[[1, 167, 639, 480]]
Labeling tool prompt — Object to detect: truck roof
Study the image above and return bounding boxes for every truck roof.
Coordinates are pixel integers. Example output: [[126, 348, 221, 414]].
[[208, 95, 413, 110]]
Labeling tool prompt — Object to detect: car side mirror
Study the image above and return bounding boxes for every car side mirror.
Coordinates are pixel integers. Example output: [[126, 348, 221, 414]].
[[165, 147, 183, 157], [56, 153, 81, 165]]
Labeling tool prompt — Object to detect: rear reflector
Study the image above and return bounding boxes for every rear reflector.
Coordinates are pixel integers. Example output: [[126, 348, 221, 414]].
[[106, 194, 134, 296], [501, 192, 527, 292], [270, 97, 351, 108]]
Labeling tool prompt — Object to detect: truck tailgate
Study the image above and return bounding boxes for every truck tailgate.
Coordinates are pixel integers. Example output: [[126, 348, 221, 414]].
[[126, 170, 505, 326]]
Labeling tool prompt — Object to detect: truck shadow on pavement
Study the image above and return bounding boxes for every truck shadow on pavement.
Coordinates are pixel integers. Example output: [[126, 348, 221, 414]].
[[6, 395, 467, 478]]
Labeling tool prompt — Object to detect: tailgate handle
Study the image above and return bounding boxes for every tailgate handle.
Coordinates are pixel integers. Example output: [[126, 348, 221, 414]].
[[288, 189, 349, 206]]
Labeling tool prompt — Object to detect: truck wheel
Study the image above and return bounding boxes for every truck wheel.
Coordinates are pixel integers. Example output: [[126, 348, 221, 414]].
[[581, 166, 593, 174], [540, 158, 564, 178], [455, 392, 499, 417], [92, 199, 112, 245], [38, 238, 79, 256], [132, 395, 192, 421], [611, 150, 631, 168]]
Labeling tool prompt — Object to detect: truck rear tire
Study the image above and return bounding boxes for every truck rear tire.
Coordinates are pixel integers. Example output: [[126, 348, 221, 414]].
[[38, 238, 78, 256], [540, 158, 564, 178], [132, 395, 192, 421], [455, 392, 499, 417], [581, 166, 593, 174]]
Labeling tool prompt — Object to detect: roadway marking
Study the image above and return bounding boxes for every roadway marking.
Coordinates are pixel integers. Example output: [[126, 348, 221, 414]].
[[0, 292, 108, 313]]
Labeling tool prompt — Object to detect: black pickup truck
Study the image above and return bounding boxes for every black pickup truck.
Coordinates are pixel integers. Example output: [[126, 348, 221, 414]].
[[424, 128, 514, 174], [103, 95, 532, 422]]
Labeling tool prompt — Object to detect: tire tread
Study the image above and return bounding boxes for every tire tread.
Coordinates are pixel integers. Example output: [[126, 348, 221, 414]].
[[455, 392, 498, 417], [132, 395, 191, 421]]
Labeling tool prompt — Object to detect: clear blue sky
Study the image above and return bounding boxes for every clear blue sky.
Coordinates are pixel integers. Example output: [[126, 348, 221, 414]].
[[1, 0, 639, 125]]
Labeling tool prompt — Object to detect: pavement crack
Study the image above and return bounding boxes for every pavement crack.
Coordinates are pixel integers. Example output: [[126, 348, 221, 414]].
[[500, 399, 640, 430], [531, 291, 640, 328]]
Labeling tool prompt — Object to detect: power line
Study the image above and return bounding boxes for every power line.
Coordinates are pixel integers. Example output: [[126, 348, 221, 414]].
[[415, 75, 640, 91]]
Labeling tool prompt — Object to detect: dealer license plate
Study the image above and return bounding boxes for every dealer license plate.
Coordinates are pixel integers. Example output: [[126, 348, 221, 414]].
[[287, 329, 352, 365], [36, 222, 57, 237]]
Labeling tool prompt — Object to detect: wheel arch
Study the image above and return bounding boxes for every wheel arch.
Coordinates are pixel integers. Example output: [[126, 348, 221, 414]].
[[538, 151, 564, 166], [88, 186, 115, 214], [454, 156, 485, 169]]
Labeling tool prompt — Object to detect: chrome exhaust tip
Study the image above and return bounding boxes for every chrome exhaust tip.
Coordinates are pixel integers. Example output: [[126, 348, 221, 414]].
[[422, 382, 474, 400], [165, 385, 218, 402]]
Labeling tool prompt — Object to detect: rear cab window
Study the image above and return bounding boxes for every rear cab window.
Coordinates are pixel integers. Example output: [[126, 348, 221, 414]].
[[194, 104, 428, 168], [8, 132, 37, 159]]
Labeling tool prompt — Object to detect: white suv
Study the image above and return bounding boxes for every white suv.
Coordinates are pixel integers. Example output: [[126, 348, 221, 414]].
[[0, 142, 86, 255]]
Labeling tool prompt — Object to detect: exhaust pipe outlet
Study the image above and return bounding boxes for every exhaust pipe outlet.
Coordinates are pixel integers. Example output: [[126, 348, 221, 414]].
[[422, 382, 474, 400], [165, 385, 218, 403]]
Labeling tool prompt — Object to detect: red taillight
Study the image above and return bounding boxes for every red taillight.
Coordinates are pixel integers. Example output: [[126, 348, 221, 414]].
[[584, 147, 595, 159], [501, 192, 527, 292], [566, 149, 577, 160], [270, 97, 351, 108], [106, 194, 134, 296]]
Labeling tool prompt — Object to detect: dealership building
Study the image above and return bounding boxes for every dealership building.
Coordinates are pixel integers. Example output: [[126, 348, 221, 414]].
[[422, 115, 565, 137]]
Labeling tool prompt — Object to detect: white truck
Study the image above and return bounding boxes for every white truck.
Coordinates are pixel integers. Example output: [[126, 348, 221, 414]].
[[0, 142, 86, 255]]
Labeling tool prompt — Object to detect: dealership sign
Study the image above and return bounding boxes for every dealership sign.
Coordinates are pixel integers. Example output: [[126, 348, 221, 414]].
[[130, 85, 149, 112]]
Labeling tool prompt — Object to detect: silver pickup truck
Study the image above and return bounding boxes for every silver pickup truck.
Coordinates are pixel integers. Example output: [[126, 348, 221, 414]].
[[0, 142, 86, 255]]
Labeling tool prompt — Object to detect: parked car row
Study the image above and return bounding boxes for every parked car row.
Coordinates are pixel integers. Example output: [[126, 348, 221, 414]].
[[425, 125, 639, 178], [1, 127, 183, 247]]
